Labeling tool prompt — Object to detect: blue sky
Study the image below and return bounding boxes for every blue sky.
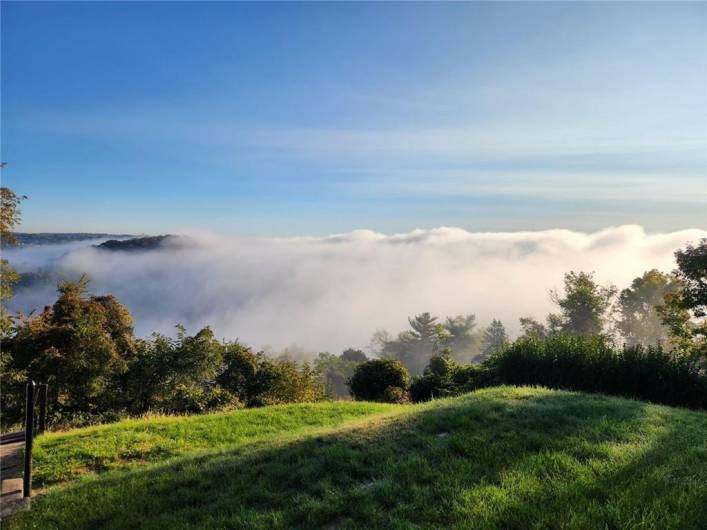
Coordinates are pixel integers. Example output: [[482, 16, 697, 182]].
[[2, 2, 705, 235]]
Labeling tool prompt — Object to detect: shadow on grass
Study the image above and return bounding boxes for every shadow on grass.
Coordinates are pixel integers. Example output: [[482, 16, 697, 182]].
[[8, 388, 707, 530]]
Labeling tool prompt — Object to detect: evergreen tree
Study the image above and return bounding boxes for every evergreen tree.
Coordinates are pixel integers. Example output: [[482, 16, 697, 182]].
[[479, 319, 507, 361], [442, 314, 480, 362]]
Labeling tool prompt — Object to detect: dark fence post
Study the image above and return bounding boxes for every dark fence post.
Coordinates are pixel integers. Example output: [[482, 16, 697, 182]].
[[38, 384, 48, 434], [23, 380, 35, 498]]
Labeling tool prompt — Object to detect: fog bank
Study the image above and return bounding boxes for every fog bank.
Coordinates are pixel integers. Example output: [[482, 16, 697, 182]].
[[7, 225, 705, 355]]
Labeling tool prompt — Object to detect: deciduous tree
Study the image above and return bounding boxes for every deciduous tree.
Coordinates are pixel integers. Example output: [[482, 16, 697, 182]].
[[550, 271, 616, 336]]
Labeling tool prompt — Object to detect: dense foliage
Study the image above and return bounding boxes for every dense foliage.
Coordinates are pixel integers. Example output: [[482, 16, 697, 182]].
[[1, 280, 326, 429], [550, 271, 617, 336], [479, 319, 508, 361], [314, 350, 368, 398], [372, 313, 481, 373], [409, 354, 494, 403], [615, 269, 682, 347], [664, 238, 707, 360], [490, 334, 707, 409], [348, 359, 410, 402], [0, 186, 25, 335]]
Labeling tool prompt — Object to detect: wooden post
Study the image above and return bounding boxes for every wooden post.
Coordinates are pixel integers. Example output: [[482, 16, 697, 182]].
[[23, 380, 35, 498], [38, 384, 48, 434]]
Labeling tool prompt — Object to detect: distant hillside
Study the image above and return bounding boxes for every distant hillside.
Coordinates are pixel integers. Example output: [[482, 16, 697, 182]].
[[7, 387, 707, 529], [15, 269, 65, 290], [95, 235, 189, 251], [13, 233, 134, 246]]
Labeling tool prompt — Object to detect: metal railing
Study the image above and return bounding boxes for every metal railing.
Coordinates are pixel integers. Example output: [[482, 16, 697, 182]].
[[23, 380, 49, 498]]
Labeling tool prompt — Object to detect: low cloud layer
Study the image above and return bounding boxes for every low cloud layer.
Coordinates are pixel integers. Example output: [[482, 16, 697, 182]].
[[7, 225, 705, 355]]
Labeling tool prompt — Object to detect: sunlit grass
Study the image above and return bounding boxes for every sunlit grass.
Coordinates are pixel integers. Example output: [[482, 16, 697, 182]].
[[8, 387, 707, 529], [31, 401, 397, 488]]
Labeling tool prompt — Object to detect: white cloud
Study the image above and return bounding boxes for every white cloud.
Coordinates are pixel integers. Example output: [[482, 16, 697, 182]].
[[8, 225, 706, 355]]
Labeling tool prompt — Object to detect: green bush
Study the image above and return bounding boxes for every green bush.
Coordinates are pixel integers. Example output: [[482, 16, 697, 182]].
[[123, 325, 228, 414], [451, 364, 497, 391], [409, 376, 449, 402], [410, 355, 495, 403], [382, 385, 409, 404], [490, 334, 707, 409], [348, 359, 410, 402], [250, 357, 325, 406], [216, 343, 259, 405]]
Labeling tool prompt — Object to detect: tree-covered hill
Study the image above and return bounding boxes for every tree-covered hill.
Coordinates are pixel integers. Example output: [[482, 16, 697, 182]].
[[12, 233, 134, 245], [95, 234, 192, 251]]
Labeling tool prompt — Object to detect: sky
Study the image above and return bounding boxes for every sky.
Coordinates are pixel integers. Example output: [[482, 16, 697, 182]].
[[2, 2, 705, 236]]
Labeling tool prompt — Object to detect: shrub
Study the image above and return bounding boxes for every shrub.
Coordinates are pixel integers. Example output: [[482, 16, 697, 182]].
[[348, 359, 410, 402], [410, 355, 495, 403], [123, 325, 228, 414], [451, 364, 497, 392], [410, 376, 446, 402], [490, 334, 707, 409], [251, 357, 326, 406], [382, 385, 409, 404], [216, 342, 259, 404]]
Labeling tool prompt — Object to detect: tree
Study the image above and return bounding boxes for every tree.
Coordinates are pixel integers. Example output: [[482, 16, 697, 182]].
[[340, 348, 368, 363], [348, 359, 410, 402], [616, 269, 682, 347], [374, 313, 482, 373], [657, 294, 694, 355], [6, 278, 136, 418], [376, 313, 442, 374], [546, 313, 564, 336], [0, 183, 26, 336], [479, 319, 508, 361], [0, 260, 19, 336], [661, 239, 707, 359], [216, 341, 259, 405], [550, 271, 616, 336], [441, 314, 480, 363], [125, 326, 229, 413], [424, 349, 458, 378], [519, 316, 548, 340], [409, 350, 458, 402], [408, 312, 438, 342], [0, 185, 26, 245], [314, 350, 366, 398], [251, 357, 325, 406]]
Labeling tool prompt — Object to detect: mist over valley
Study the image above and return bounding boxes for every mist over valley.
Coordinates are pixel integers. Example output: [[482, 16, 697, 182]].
[[7, 225, 705, 356]]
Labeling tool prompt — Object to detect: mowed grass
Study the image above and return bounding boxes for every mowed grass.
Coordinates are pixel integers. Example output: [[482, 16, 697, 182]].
[[29, 401, 397, 489], [7, 386, 707, 530]]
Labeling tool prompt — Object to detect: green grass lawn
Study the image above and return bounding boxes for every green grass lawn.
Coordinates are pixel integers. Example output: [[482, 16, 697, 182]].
[[7, 386, 707, 529]]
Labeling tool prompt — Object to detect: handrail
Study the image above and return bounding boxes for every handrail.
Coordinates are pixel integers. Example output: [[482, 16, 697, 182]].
[[23, 380, 35, 498]]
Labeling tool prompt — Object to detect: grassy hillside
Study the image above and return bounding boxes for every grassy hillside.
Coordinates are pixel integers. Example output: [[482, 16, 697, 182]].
[[8, 387, 707, 529]]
